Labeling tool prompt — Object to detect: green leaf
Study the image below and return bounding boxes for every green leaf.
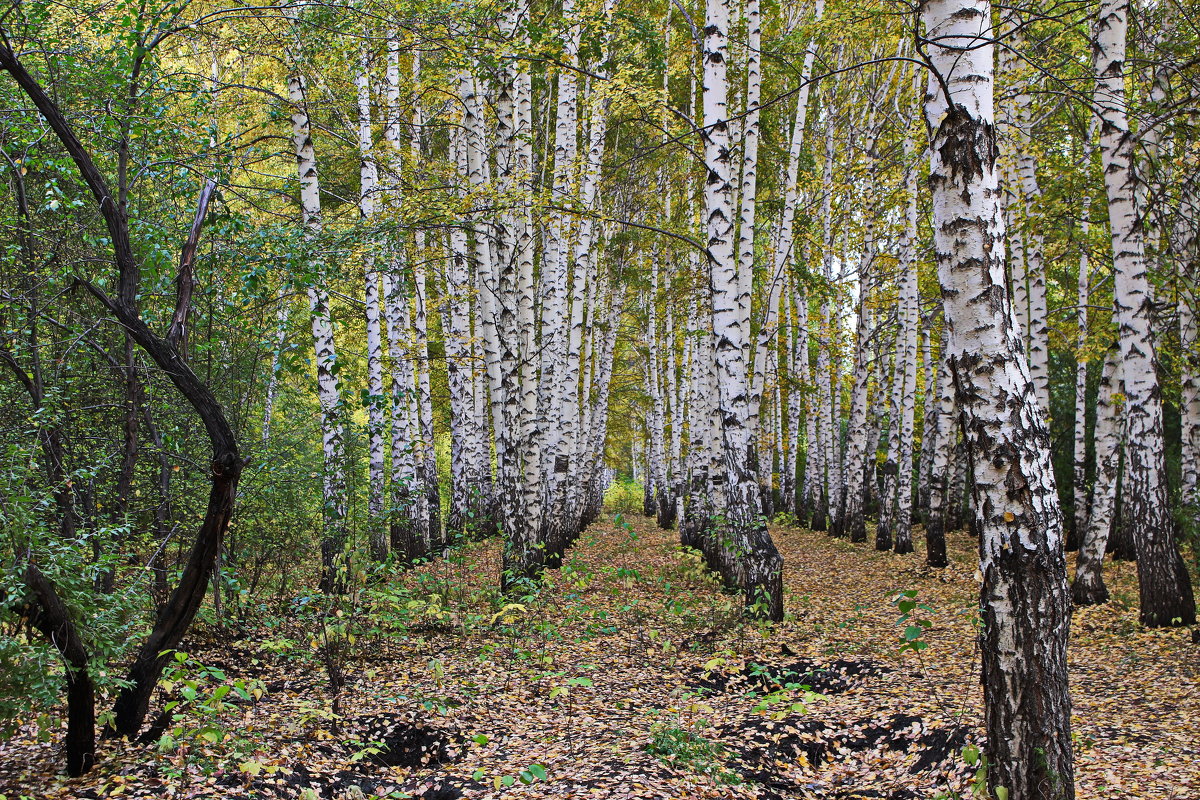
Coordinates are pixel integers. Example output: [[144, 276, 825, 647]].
[[528, 764, 547, 780]]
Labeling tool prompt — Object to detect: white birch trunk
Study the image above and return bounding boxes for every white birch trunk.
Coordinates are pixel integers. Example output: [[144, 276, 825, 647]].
[[917, 323, 936, 513], [797, 274, 818, 523], [356, 53, 388, 562], [665, 283, 683, 526], [513, 45, 543, 558], [563, 70, 611, 531], [1094, 0, 1195, 626], [580, 285, 624, 524], [261, 297, 290, 446], [703, 0, 782, 619], [1180, 263, 1200, 512], [1014, 83, 1052, 417], [1072, 350, 1121, 604], [287, 66, 347, 592], [491, 20, 537, 586], [1173, 184, 1199, 513], [923, 325, 953, 568], [735, 0, 761, 418], [540, 0, 581, 556], [890, 134, 921, 555], [1071, 199, 1091, 547], [409, 60, 442, 552], [384, 35, 421, 562], [922, 1, 1075, 794], [781, 276, 801, 514], [841, 261, 874, 544], [443, 124, 487, 539], [648, 258, 669, 525], [811, 116, 837, 532], [749, 2, 821, 482]]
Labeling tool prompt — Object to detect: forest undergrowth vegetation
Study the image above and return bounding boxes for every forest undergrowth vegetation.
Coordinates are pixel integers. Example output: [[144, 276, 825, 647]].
[[1, 511, 1195, 800]]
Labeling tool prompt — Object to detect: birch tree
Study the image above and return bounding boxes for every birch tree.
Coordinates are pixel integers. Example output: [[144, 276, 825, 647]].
[[701, 0, 782, 618], [356, 52, 388, 561], [1093, 0, 1195, 626], [1072, 349, 1122, 605], [921, 0, 1075, 794], [384, 35, 422, 562], [287, 45, 348, 593], [1069, 192, 1091, 549]]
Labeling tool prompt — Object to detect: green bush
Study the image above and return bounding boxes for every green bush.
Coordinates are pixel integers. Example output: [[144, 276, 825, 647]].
[[603, 476, 643, 515]]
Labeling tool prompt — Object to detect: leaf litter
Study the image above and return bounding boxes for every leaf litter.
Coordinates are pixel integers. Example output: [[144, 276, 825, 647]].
[[1, 515, 1197, 799]]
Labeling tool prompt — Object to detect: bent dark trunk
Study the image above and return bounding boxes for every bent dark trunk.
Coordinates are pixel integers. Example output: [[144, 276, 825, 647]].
[[21, 565, 95, 776]]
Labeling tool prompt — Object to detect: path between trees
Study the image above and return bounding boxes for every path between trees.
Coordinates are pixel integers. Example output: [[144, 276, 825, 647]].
[[2, 514, 1197, 799]]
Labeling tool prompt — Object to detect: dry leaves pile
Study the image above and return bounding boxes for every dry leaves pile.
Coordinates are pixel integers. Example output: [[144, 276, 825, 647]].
[[2, 515, 1197, 799]]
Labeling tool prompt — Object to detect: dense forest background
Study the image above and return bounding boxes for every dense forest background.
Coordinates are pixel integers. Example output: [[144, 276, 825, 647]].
[[1, 0, 1198, 797]]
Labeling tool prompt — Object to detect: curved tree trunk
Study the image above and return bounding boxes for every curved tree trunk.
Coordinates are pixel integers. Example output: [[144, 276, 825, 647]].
[[21, 565, 95, 776], [0, 42, 243, 743]]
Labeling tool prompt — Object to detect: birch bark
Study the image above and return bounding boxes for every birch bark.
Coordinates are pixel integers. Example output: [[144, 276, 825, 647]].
[[409, 60, 442, 552], [384, 35, 421, 562], [1072, 350, 1121, 605], [703, 0, 782, 618], [1094, 0, 1195, 626], [540, 0, 581, 555], [890, 132, 920, 555], [922, 0, 1075, 793], [287, 64, 348, 593], [1071, 197, 1091, 549], [811, 114, 837, 533], [923, 326, 954, 568], [1174, 184, 1199, 514], [356, 53, 388, 561]]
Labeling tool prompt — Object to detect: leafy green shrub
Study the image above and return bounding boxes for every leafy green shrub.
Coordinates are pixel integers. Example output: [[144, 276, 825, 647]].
[[603, 476, 642, 515], [645, 721, 742, 785]]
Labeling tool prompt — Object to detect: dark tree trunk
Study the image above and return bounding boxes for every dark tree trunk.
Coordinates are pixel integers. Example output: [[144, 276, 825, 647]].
[[874, 514, 892, 551], [924, 514, 948, 568], [810, 489, 827, 532], [847, 461, 869, 543], [0, 43, 245, 741], [21, 565, 95, 776], [1109, 464, 1137, 561], [656, 489, 677, 529]]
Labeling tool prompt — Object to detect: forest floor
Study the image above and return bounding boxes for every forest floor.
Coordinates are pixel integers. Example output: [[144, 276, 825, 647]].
[[3, 513, 1199, 800]]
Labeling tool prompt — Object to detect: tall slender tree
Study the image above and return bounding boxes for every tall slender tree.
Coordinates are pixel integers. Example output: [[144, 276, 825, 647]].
[[1093, 0, 1195, 626], [921, 0, 1075, 794]]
